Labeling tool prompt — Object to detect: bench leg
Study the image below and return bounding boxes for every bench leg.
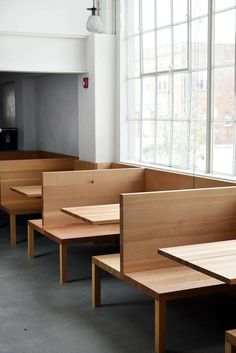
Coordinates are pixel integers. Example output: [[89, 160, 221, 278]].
[[225, 341, 233, 353], [10, 214, 16, 246], [59, 244, 68, 284], [27, 224, 35, 259], [155, 300, 166, 353], [92, 262, 101, 308]]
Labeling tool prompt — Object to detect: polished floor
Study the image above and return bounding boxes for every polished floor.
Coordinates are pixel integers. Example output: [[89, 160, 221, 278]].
[[0, 214, 236, 353]]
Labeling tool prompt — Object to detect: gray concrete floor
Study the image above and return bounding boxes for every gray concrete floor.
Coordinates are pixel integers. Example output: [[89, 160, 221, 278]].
[[0, 214, 236, 353]]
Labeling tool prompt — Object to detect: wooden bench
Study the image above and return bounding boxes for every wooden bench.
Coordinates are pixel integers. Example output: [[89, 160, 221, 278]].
[[27, 167, 233, 284], [27, 167, 145, 283], [0, 157, 76, 245], [28, 220, 119, 283], [225, 330, 236, 353], [92, 187, 236, 353]]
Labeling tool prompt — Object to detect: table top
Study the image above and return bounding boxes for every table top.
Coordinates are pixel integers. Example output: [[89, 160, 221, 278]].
[[158, 239, 236, 285], [61, 203, 120, 225], [11, 185, 42, 198]]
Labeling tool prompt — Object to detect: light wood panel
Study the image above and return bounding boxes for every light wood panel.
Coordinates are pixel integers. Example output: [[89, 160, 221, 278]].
[[74, 160, 136, 170], [61, 204, 120, 224], [120, 187, 236, 273], [43, 168, 145, 228], [194, 176, 236, 188], [145, 168, 194, 191], [74, 160, 99, 170]]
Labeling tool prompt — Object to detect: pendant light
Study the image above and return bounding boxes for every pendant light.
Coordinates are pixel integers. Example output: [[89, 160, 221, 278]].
[[86, 0, 103, 33]]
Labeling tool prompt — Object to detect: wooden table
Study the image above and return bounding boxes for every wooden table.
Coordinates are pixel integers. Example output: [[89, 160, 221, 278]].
[[61, 203, 120, 225], [11, 185, 42, 198], [158, 239, 236, 285]]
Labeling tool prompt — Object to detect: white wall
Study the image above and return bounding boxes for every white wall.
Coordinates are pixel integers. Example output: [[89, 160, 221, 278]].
[[0, 0, 90, 73], [0, 34, 87, 73], [0, 0, 90, 36], [36, 74, 79, 156]]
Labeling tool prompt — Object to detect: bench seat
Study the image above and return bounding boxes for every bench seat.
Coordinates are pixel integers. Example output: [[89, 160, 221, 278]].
[[28, 219, 120, 283], [93, 253, 225, 302], [43, 223, 120, 245], [92, 253, 227, 353]]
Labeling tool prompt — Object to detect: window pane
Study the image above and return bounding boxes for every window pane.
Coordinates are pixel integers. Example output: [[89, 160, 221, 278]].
[[174, 73, 189, 120], [142, 0, 155, 31], [156, 121, 171, 165], [156, 0, 171, 27], [157, 75, 170, 119], [143, 31, 156, 73], [128, 121, 141, 160], [128, 79, 141, 120], [191, 0, 208, 18], [127, 0, 140, 35], [141, 121, 155, 162], [174, 24, 188, 69], [212, 122, 234, 175], [213, 67, 235, 121], [191, 71, 207, 120], [127, 36, 140, 77], [191, 18, 208, 70], [142, 77, 156, 120], [173, 0, 188, 23], [215, 0, 235, 11], [189, 121, 207, 172], [172, 122, 189, 168], [214, 10, 235, 66], [157, 28, 172, 71]]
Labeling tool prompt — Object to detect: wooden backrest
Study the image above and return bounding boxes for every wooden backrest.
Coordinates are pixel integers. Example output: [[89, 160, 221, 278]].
[[0, 151, 41, 160], [121, 187, 236, 273], [74, 160, 136, 170], [38, 151, 76, 158], [145, 168, 194, 191], [42, 168, 145, 228], [194, 176, 236, 188], [0, 158, 75, 205]]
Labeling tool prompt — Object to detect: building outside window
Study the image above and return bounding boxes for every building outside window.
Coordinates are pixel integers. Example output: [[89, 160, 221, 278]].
[[120, 0, 236, 178]]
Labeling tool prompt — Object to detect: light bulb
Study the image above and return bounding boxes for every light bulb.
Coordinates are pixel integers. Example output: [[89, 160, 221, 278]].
[[86, 15, 103, 33]]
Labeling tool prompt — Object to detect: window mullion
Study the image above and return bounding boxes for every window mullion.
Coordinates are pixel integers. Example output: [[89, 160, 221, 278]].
[[206, 0, 213, 174], [139, 0, 143, 162], [232, 8, 236, 176]]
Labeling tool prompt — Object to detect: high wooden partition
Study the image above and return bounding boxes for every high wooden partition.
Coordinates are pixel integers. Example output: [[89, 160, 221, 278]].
[[121, 187, 236, 273], [0, 150, 74, 160], [74, 160, 135, 170], [145, 169, 194, 191], [0, 158, 75, 207], [42, 168, 145, 228]]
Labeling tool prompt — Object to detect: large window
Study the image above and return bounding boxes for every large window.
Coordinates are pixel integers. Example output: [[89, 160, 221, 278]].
[[121, 0, 236, 177]]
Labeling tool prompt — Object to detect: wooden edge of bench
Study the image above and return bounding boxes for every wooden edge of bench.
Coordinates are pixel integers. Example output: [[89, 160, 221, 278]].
[[226, 330, 236, 346], [28, 219, 46, 235], [93, 255, 122, 280], [43, 228, 119, 245], [92, 255, 227, 301]]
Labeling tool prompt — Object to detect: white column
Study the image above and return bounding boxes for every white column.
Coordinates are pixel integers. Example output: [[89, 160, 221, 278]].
[[78, 33, 116, 162]]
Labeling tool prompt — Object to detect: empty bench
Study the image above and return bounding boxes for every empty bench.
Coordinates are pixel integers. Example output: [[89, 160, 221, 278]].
[[27, 167, 146, 283], [0, 157, 76, 245], [28, 220, 119, 283], [92, 187, 236, 353]]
